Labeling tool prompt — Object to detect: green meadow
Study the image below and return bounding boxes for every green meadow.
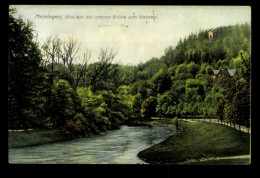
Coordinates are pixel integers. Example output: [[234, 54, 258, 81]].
[[138, 119, 250, 164]]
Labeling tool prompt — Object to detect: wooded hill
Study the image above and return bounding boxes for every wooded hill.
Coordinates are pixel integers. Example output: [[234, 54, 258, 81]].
[[8, 8, 250, 137]]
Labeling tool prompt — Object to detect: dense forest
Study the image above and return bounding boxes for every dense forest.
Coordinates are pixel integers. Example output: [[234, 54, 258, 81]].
[[8, 9, 250, 137]]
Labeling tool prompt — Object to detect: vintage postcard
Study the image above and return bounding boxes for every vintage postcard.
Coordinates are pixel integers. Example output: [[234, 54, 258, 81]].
[[8, 5, 251, 164]]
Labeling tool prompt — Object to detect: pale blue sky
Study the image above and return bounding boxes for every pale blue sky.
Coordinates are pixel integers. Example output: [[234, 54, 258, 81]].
[[11, 5, 251, 65]]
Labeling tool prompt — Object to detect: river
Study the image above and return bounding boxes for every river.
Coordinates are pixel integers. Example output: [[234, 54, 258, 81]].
[[8, 125, 176, 164]]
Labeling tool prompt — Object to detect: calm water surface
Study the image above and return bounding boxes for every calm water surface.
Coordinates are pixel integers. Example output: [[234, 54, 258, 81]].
[[9, 125, 176, 164]]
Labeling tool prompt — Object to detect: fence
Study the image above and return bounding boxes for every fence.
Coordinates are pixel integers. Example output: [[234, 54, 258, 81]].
[[178, 116, 216, 122], [178, 116, 250, 133]]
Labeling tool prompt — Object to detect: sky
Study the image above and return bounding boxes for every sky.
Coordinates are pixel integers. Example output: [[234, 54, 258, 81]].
[[10, 5, 251, 65]]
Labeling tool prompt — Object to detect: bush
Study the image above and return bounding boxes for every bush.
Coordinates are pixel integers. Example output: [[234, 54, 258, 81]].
[[156, 91, 177, 118], [51, 79, 79, 127], [91, 107, 111, 131], [141, 96, 157, 119], [64, 113, 92, 137], [185, 79, 205, 102], [109, 111, 125, 129]]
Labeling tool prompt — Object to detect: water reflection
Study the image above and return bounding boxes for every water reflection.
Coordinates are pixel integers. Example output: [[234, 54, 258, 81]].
[[9, 125, 176, 164]]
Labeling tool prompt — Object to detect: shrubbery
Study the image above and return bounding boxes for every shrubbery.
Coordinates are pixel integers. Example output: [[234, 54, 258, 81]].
[[141, 96, 157, 119], [64, 113, 91, 137]]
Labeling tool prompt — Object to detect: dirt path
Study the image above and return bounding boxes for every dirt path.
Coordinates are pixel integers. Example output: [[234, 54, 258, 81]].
[[179, 118, 250, 133], [150, 117, 250, 133], [179, 155, 250, 164]]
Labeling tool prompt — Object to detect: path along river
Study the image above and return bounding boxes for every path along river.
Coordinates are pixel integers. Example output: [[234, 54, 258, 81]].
[[9, 125, 176, 164]]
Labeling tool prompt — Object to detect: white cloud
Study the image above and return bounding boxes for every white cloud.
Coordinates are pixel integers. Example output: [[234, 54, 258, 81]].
[[12, 5, 251, 65]]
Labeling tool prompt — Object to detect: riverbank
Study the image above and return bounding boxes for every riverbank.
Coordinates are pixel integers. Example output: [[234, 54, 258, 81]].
[[8, 129, 71, 149], [138, 119, 250, 164], [8, 121, 150, 149], [8, 121, 153, 149], [9, 125, 174, 164]]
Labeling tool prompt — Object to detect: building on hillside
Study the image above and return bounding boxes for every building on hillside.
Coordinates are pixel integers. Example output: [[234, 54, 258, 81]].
[[212, 68, 238, 82], [208, 30, 216, 39]]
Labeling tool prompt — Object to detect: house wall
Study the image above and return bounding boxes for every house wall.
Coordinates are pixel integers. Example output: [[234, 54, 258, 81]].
[[208, 31, 214, 38], [213, 71, 238, 83]]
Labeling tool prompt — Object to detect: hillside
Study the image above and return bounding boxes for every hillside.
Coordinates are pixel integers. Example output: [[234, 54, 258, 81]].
[[126, 23, 250, 127]]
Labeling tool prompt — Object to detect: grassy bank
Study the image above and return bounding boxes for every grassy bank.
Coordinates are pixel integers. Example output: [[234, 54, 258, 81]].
[[8, 129, 70, 149], [8, 121, 149, 149], [138, 119, 250, 164]]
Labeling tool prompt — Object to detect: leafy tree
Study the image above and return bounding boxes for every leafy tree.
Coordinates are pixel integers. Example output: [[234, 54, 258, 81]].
[[199, 63, 209, 75], [232, 82, 250, 128], [175, 63, 193, 80], [163, 46, 175, 67], [141, 96, 157, 119], [171, 80, 186, 103], [117, 65, 136, 85], [156, 91, 178, 118], [135, 57, 167, 81], [150, 69, 172, 94], [229, 50, 250, 79], [167, 65, 178, 78], [216, 81, 250, 128], [203, 84, 225, 117], [116, 85, 134, 119], [77, 87, 109, 132], [185, 79, 205, 102], [175, 63, 187, 75], [175, 48, 188, 64], [101, 89, 130, 128], [8, 9, 46, 129], [51, 79, 80, 128], [187, 61, 200, 77], [205, 65, 214, 75], [240, 51, 251, 83], [130, 80, 150, 99], [132, 93, 143, 120], [217, 59, 228, 68]]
